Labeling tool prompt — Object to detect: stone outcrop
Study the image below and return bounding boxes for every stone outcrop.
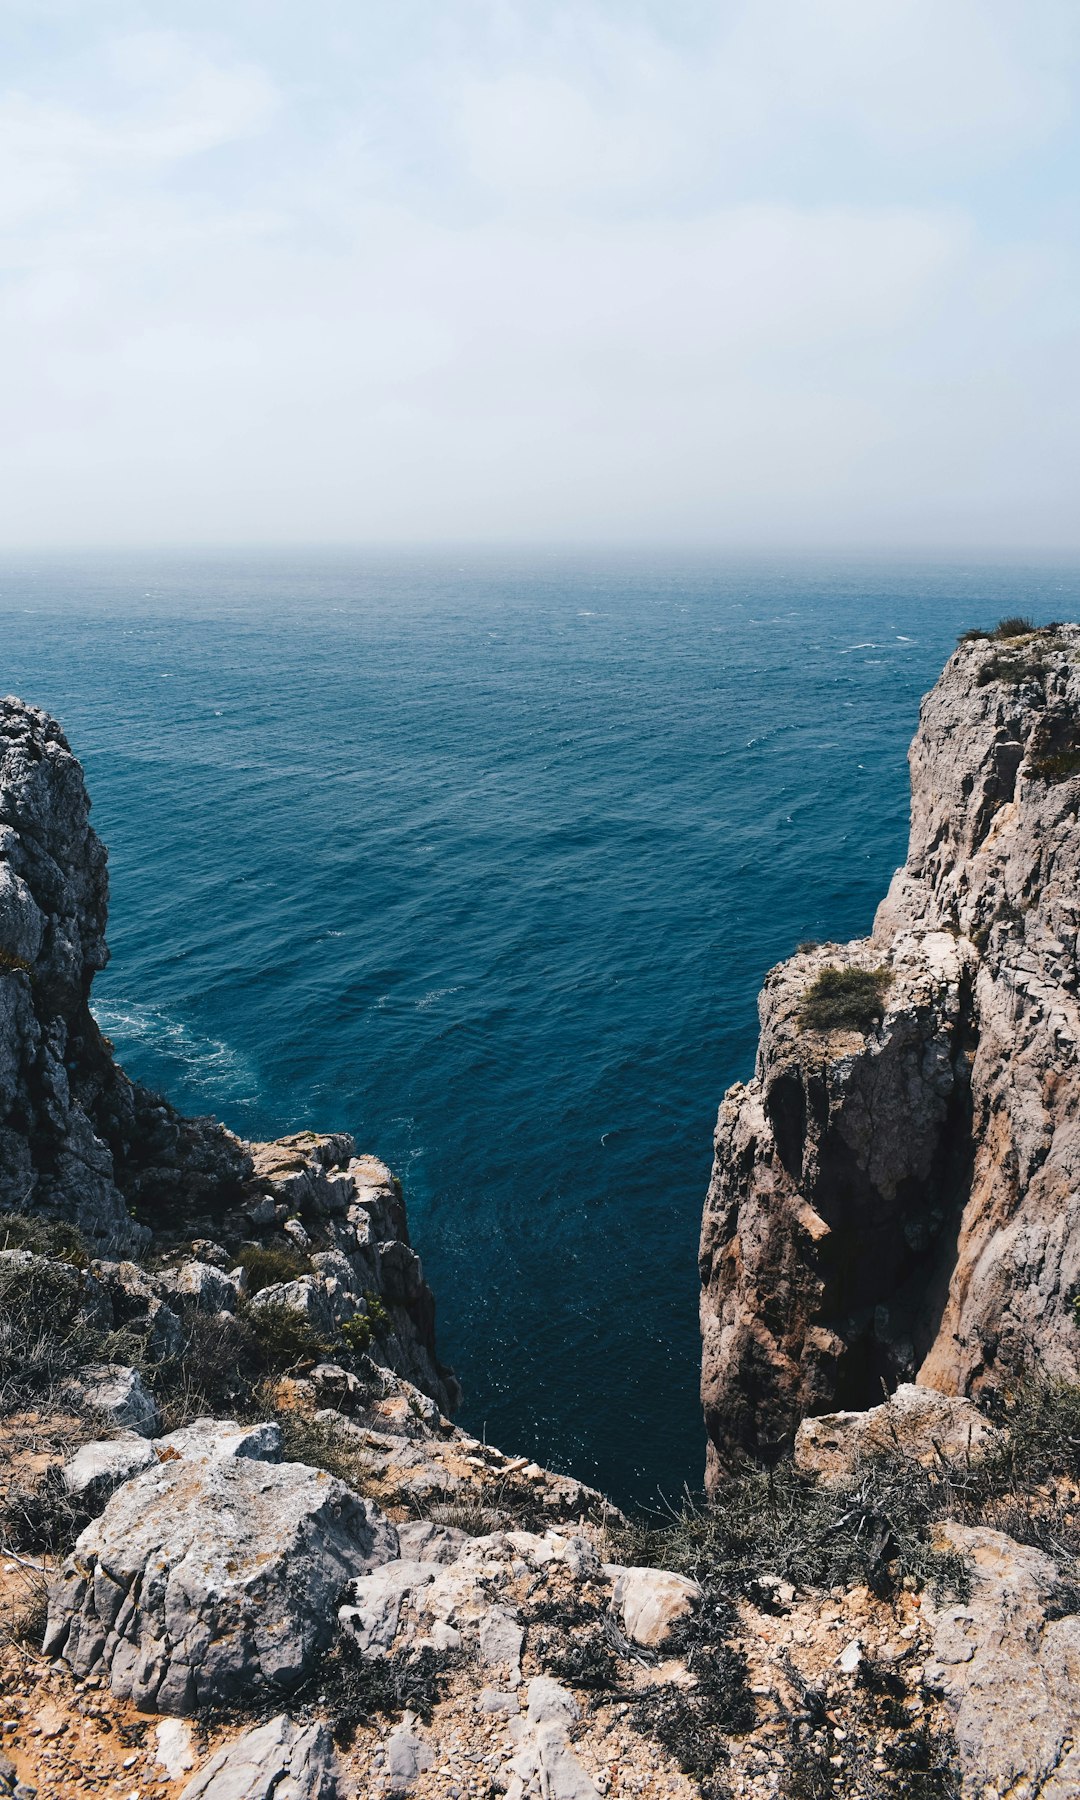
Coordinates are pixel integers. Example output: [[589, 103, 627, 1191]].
[[0, 695, 455, 1411], [700, 624, 1080, 1479], [923, 1523, 1080, 1798], [178, 1715, 345, 1800], [44, 1431, 398, 1711]]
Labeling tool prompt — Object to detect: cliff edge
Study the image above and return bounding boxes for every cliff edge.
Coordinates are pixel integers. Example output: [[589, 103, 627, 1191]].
[[700, 621, 1080, 1483]]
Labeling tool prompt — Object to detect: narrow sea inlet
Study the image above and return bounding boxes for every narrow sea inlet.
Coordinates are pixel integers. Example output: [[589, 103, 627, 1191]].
[[3, 549, 1077, 1505]]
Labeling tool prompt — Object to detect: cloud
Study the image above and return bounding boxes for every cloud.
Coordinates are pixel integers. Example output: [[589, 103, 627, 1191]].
[[0, 3, 1077, 546]]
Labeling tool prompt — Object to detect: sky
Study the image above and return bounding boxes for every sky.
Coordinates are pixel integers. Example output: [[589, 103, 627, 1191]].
[[2, 1, 1079, 551]]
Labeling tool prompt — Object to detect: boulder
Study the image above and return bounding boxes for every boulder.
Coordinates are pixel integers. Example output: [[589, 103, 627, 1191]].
[[923, 1523, 1080, 1799], [75, 1363, 159, 1436], [43, 1455, 398, 1712], [179, 1715, 344, 1800], [606, 1566, 701, 1648], [166, 1260, 240, 1313], [154, 1418, 282, 1464], [62, 1433, 156, 1501], [793, 1384, 1000, 1481]]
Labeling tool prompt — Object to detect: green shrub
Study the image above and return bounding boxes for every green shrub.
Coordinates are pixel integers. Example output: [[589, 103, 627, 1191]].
[[244, 1301, 334, 1370], [797, 965, 892, 1034], [976, 652, 1047, 688], [0, 1213, 88, 1268], [363, 1290, 392, 1340], [994, 615, 1036, 638], [340, 1315, 373, 1354], [1029, 748, 1080, 784], [234, 1242, 312, 1294], [0, 949, 33, 979]]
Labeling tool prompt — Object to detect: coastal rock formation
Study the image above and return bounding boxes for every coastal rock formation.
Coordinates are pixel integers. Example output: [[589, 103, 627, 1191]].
[[701, 623, 1080, 1478], [44, 1444, 398, 1711], [0, 695, 455, 1411]]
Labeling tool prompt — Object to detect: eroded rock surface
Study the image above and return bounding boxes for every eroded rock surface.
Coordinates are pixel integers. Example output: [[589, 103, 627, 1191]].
[[179, 1715, 345, 1800], [924, 1523, 1080, 1799], [701, 626, 1080, 1477], [44, 1452, 398, 1710]]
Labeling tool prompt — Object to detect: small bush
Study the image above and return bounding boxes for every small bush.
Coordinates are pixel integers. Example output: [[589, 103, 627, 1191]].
[[340, 1315, 372, 1354], [976, 653, 1047, 688], [234, 1243, 312, 1294], [797, 965, 892, 1035], [994, 615, 1036, 638], [244, 1301, 334, 1370], [276, 1411, 376, 1491], [1029, 748, 1080, 784], [363, 1290, 392, 1340], [0, 1213, 88, 1268], [303, 1636, 455, 1745], [631, 1639, 755, 1780], [0, 949, 33, 979]]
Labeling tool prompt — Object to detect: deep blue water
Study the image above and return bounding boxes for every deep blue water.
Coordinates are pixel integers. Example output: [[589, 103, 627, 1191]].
[[3, 552, 1078, 1508]]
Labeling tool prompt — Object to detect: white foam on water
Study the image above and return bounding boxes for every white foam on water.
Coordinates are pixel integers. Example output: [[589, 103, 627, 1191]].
[[91, 1000, 260, 1106]]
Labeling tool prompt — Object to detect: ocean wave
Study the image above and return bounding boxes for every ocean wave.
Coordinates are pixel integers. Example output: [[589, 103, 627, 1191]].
[[91, 999, 260, 1105]]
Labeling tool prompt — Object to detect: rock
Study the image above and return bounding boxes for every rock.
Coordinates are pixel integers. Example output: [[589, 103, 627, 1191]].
[[794, 1383, 1000, 1480], [155, 1719, 196, 1778], [923, 1523, 1080, 1798], [386, 1722, 433, 1793], [166, 1260, 240, 1313], [62, 1433, 156, 1500], [179, 1715, 344, 1799], [338, 1561, 437, 1655], [477, 1606, 524, 1675], [75, 1364, 159, 1436], [837, 1639, 862, 1674], [154, 1417, 283, 1464], [701, 626, 1080, 1479], [607, 1566, 701, 1647], [477, 1688, 519, 1715], [526, 1678, 579, 1727], [43, 1455, 398, 1712], [395, 1519, 469, 1563], [532, 1728, 602, 1800]]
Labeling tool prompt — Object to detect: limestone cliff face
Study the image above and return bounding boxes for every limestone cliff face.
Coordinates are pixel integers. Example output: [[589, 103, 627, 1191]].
[[0, 695, 455, 1411], [700, 625, 1080, 1486]]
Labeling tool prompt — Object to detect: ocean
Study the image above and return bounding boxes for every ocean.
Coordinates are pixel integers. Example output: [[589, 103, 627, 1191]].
[[3, 550, 1078, 1508]]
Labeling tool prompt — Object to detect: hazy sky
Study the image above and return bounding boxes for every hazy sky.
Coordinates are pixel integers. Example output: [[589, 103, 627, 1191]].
[[3, 1, 1079, 550]]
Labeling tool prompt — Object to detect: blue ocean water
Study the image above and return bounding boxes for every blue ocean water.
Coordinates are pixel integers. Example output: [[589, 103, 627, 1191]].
[[2, 551, 1078, 1508]]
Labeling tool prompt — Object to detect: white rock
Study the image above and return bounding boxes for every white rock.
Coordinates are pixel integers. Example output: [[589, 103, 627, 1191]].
[[63, 1434, 156, 1499], [794, 1385, 999, 1481], [386, 1724, 433, 1793], [155, 1719, 195, 1778], [527, 1678, 579, 1727], [44, 1456, 397, 1712], [179, 1714, 343, 1798], [169, 1261, 239, 1314], [535, 1725, 602, 1800], [606, 1566, 701, 1648], [478, 1606, 524, 1674], [338, 1561, 436, 1656], [922, 1523, 1080, 1799], [76, 1364, 159, 1437], [837, 1639, 863, 1674], [154, 1418, 282, 1464]]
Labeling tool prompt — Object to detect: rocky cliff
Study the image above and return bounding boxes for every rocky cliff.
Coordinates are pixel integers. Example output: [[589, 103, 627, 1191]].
[[700, 622, 1080, 1482], [4, 678, 1080, 1800], [0, 694, 455, 1412]]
